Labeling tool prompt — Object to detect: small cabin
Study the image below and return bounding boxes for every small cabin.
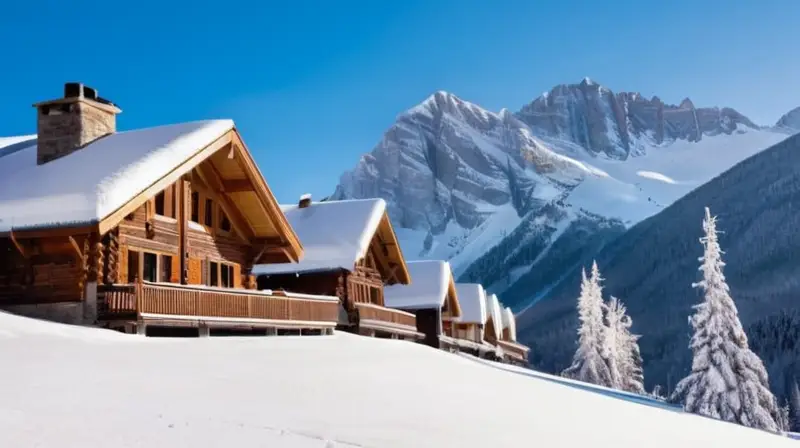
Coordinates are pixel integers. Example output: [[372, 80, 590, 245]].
[[383, 260, 462, 349], [452, 283, 495, 357], [0, 83, 340, 336], [481, 293, 504, 361], [497, 306, 530, 366], [254, 197, 421, 340]]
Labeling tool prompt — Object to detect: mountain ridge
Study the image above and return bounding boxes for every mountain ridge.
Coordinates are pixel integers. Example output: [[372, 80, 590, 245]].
[[331, 77, 794, 321]]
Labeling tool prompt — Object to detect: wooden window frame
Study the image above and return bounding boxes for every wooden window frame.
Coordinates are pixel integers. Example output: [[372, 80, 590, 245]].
[[203, 258, 239, 289], [127, 247, 179, 284], [153, 185, 177, 219], [218, 206, 233, 235]]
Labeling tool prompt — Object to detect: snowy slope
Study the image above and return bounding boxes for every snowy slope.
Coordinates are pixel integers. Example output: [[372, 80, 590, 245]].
[[0, 312, 794, 447], [331, 79, 791, 313]]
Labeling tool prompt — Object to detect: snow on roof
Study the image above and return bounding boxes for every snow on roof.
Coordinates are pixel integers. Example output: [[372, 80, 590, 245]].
[[384, 260, 452, 310], [485, 294, 503, 340], [253, 199, 386, 275], [0, 120, 234, 232], [455, 283, 487, 324], [501, 307, 517, 341]]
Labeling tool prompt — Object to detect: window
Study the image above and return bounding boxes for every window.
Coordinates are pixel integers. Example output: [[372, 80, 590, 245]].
[[220, 209, 231, 232], [160, 255, 172, 282], [191, 192, 199, 222], [204, 198, 214, 226], [143, 252, 158, 282], [204, 260, 237, 288], [221, 263, 231, 287], [155, 191, 165, 216], [210, 261, 219, 286], [127, 250, 140, 283]]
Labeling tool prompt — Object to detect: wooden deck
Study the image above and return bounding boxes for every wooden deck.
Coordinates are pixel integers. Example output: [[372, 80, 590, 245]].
[[497, 339, 530, 364], [98, 282, 340, 332], [353, 302, 421, 339]]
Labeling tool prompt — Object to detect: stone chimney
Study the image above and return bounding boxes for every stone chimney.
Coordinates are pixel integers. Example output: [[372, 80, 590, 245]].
[[33, 83, 122, 165], [298, 193, 312, 209]]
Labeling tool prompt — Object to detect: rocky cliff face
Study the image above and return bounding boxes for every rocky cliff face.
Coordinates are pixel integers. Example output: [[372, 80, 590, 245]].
[[516, 78, 758, 159], [332, 78, 785, 315]]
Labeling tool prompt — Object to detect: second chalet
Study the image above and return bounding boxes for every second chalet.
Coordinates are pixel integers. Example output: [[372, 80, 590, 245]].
[[0, 83, 341, 336], [253, 197, 422, 340], [383, 259, 462, 350]]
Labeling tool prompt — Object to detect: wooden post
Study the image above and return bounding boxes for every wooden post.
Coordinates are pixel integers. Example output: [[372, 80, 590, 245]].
[[178, 176, 188, 285]]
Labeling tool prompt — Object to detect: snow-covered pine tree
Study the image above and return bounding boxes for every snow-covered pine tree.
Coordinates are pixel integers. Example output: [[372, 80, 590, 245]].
[[670, 207, 784, 432], [790, 379, 800, 431], [603, 296, 646, 394], [562, 262, 613, 387]]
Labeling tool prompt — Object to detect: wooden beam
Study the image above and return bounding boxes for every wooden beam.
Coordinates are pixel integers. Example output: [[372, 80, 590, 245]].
[[9, 230, 27, 259], [68, 236, 82, 258], [193, 164, 254, 242], [98, 130, 233, 235], [249, 245, 267, 267], [178, 177, 188, 285], [221, 178, 253, 193]]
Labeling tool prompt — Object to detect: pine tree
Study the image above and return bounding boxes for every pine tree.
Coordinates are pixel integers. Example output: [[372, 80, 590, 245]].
[[790, 379, 800, 431], [562, 262, 613, 387], [603, 296, 645, 393], [670, 207, 784, 432]]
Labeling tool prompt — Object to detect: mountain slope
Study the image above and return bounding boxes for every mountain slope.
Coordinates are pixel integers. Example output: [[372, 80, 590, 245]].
[[0, 311, 794, 447], [332, 80, 790, 313], [517, 132, 800, 401]]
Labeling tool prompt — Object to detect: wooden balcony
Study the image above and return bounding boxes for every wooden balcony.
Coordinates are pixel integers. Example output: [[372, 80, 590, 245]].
[[354, 302, 421, 339], [98, 282, 340, 331], [497, 339, 530, 363]]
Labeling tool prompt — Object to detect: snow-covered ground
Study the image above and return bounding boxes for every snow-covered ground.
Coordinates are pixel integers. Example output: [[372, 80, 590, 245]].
[[0, 312, 794, 447]]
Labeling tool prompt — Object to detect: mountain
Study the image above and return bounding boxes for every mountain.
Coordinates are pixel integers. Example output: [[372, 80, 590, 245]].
[[776, 107, 800, 131], [331, 79, 791, 315], [517, 133, 800, 401]]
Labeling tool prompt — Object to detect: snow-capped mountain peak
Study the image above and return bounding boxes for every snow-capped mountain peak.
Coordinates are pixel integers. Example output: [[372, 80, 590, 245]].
[[333, 80, 789, 313]]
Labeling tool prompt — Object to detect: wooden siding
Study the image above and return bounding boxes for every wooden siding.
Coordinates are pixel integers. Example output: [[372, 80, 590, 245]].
[[0, 236, 88, 305], [98, 282, 339, 324]]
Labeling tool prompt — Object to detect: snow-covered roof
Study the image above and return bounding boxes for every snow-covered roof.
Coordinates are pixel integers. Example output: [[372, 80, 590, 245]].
[[384, 260, 453, 310], [0, 120, 233, 232], [253, 199, 387, 275], [501, 307, 517, 341], [456, 283, 487, 324], [484, 294, 503, 340]]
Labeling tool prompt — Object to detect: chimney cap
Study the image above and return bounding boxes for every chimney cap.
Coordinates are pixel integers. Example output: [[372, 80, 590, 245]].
[[298, 193, 312, 208], [33, 82, 121, 114]]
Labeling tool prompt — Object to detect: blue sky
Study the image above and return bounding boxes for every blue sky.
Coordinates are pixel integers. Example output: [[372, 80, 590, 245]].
[[2, 0, 799, 202]]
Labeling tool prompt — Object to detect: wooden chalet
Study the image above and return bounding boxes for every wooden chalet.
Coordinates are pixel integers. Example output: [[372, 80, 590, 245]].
[[480, 293, 504, 361], [451, 283, 496, 357], [254, 197, 422, 340], [383, 260, 462, 349], [498, 306, 530, 366], [0, 83, 341, 336]]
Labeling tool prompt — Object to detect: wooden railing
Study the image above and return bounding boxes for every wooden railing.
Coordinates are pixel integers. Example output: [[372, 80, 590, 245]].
[[354, 302, 417, 329], [497, 339, 530, 361], [98, 282, 340, 324]]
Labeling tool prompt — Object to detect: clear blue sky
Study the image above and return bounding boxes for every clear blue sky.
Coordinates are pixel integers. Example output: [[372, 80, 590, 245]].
[[2, 0, 799, 202]]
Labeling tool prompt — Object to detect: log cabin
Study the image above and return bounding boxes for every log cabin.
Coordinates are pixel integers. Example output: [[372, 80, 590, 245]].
[[254, 197, 422, 340], [0, 83, 341, 336], [497, 306, 530, 366], [451, 283, 496, 357], [481, 293, 504, 361], [383, 260, 462, 350]]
